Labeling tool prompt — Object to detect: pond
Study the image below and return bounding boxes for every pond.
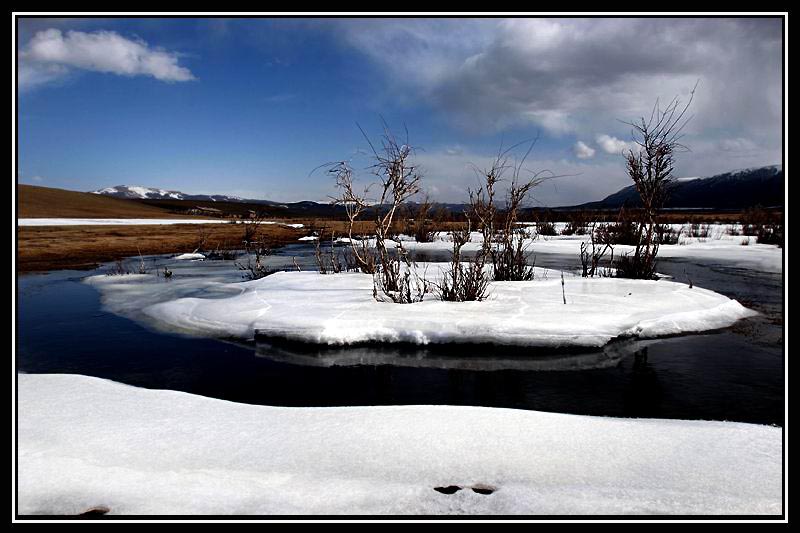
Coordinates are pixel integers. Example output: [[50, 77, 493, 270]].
[[17, 243, 784, 425]]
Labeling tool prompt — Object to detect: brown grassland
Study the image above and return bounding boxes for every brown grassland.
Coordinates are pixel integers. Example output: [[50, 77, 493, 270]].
[[16, 185, 306, 272], [17, 224, 307, 273]]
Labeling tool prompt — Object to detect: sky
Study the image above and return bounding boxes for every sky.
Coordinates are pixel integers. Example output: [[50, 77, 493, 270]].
[[16, 17, 783, 205]]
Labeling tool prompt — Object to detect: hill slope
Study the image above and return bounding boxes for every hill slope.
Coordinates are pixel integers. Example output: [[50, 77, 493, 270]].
[[580, 165, 783, 210], [18, 185, 206, 219]]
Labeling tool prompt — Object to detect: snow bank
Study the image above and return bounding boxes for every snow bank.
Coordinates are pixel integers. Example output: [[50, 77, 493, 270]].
[[137, 269, 754, 347], [173, 253, 206, 261], [17, 374, 781, 515]]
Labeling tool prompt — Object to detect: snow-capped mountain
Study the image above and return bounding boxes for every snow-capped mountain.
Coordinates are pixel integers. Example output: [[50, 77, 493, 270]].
[[90, 185, 249, 203]]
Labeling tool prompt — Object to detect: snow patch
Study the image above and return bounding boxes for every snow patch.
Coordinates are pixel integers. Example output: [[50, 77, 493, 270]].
[[17, 373, 782, 515], [86, 268, 756, 347], [173, 253, 206, 261]]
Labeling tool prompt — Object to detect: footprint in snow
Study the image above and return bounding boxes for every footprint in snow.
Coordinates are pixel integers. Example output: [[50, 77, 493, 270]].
[[78, 505, 110, 517], [434, 484, 496, 495]]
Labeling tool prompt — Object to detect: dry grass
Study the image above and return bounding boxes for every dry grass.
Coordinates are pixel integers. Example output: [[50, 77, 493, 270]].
[[17, 223, 304, 273]]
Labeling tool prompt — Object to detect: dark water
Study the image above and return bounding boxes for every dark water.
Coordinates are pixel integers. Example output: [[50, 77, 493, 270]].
[[17, 244, 784, 426]]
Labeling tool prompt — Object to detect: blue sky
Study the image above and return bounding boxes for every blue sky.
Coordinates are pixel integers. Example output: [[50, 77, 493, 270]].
[[17, 17, 783, 205]]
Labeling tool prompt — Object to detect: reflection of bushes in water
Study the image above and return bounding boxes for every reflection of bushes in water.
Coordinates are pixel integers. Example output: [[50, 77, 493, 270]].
[[253, 335, 649, 372], [624, 346, 662, 416]]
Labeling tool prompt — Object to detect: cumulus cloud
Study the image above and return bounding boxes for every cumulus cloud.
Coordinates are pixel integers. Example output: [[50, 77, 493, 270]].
[[573, 141, 595, 159], [19, 29, 195, 90], [333, 18, 781, 161], [596, 134, 635, 155]]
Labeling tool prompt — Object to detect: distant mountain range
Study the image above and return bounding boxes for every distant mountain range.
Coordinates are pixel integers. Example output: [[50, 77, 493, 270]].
[[90, 165, 783, 215], [90, 185, 288, 206], [573, 165, 783, 210]]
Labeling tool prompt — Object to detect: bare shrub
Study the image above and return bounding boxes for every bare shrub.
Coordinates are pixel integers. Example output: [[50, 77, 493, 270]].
[[236, 253, 274, 280], [325, 162, 376, 273], [742, 206, 783, 246], [106, 259, 130, 276], [313, 228, 348, 275], [372, 244, 429, 304], [562, 211, 588, 236], [602, 206, 640, 245], [470, 140, 553, 282], [236, 230, 274, 281], [194, 226, 210, 253], [402, 195, 440, 243], [656, 224, 680, 245], [534, 210, 558, 236], [136, 247, 148, 274], [756, 224, 783, 246], [614, 251, 658, 280], [614, 85, 696, 279], [688, 223, 709, 239], [323, 122, 429, 302], [435, 223, 490, 302], [206, 242, 237, 261], [241, 213, 266, 247], [580, 221, 615, 277]]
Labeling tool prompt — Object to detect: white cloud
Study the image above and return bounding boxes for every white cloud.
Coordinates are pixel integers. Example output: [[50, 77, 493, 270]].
[[573, 141, 595, 159], [334, 18, 782, 163], [19, 29, 195, 90], [596, 134, 635, 155]]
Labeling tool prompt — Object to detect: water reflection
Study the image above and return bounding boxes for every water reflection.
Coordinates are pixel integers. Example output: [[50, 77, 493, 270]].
[[254, 336, 653, 372]]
